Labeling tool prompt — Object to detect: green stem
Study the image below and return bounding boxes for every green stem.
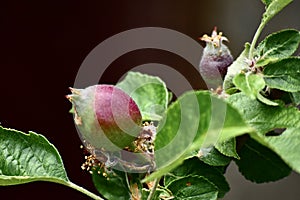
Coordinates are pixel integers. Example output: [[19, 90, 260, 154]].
[[249, 19, 267, 59], [64, 181, 104, 200], [147, 178, 160, 200], [158, 185, 173, 197]]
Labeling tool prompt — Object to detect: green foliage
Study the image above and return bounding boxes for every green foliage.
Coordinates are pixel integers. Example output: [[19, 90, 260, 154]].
[[164, 158, 230, 198], [230, 29, 300, 105], [166, 175, 218, 200], [145, 91, 251, 182], [228, 93, 300, 134], [199, 147, 232, 167], [262, 0, 293, 25], [256, 29, 300, 66], [235, 138, 291, 183], [92, 168, 130, 200], [1, 0, 300, 199], [263, 57, 300, 92], [0, 126, 68, 185], [261, 0, 272, 6], [232, 70, 279, 106], [223, 43, 250, 92], [215, 139, 240, 159], [291, 92, 300, 104], [253, 128, 300, 174], [117, 71, 169, 121], [0, 126, 104, 200], [233, 73, 265, 100]]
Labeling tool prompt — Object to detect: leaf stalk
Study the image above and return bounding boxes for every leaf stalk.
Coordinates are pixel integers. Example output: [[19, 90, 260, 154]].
[[147, 178, 160, 200]]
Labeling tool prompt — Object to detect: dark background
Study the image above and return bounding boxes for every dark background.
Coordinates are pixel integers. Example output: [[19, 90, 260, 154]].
[[1, 1, 300, 199]]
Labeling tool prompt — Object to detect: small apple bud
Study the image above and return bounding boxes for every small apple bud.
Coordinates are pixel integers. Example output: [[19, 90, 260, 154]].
[[199, 27, 233, 89], [67, 85, 142, 151]]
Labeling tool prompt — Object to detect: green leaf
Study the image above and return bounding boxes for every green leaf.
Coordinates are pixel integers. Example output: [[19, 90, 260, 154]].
[[167, 175, 218, 200], [198, 147, 232, 167], [256, 29, 300, 66], [92, 168, 130, 200], [235, 138, 291, 183], [164, 158, 230, 198], [262, 0, 293, 25], [144, 91, 252, 182], [252, 128, 300, 174], [232, 72, 278, 106], [291, 92, 300, 105], [256, 93, 279, 106], [224, 43, 250, 92], [233, 73, 265, 99], [261, 0, 272, 6], [228, 93, 300, 134], [0, 126, 68, 185], [263, 57, 300, 92], [215, 138, 240, 159], [117, 71, 169, 121]]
